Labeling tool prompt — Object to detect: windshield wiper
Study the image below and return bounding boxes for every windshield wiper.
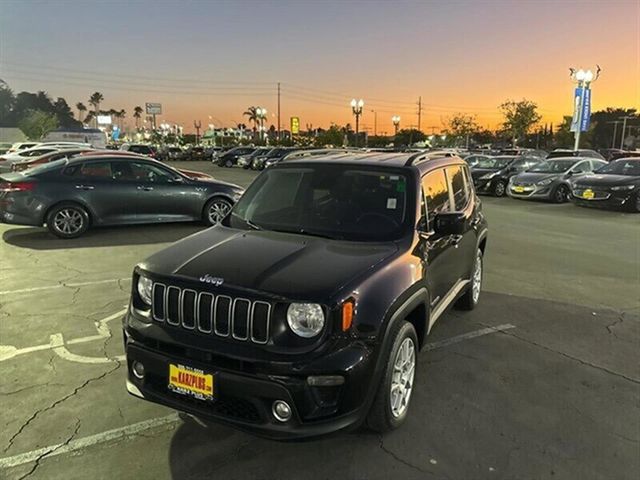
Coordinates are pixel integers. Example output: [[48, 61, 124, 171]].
[[271, 227, 343, 241]]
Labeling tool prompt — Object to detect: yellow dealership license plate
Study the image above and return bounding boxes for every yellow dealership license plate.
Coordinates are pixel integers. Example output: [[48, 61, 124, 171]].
[[513, 186, 525, 193], [168, 363, 214, 401], [582, 189, 595, 199]]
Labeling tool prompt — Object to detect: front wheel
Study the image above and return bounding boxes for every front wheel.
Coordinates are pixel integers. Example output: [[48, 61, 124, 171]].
[[203, 197, 232, 226], [46, 203, 90, 239], [456, 248, 483, 310], [553, 184, 569, 203], [366, 321, 418, 433], [493, 180, 507, 197]]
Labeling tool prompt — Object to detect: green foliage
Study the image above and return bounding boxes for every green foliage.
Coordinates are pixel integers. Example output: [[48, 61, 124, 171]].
[[393, 128, 426, 147], [445, 113, 479, 146], [367, 135, 392, 148], [18, 110, 59, 140], [554, 115, 595, 149], [590, 108, 638, 149], [315, 125, 345, 146], [499, 99, 541, 146]]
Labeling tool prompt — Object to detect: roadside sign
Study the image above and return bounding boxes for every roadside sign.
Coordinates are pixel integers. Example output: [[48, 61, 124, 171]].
[[145, 103, 162, 115], [570, 88, 591, 133], [290, 117, 300, 135]]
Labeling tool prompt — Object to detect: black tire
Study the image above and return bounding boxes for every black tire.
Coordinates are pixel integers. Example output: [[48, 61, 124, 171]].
[[366, 321, 418, 433], [631, 193, 640, 213], [202, 197, 232, 226], [553, 184, 569, 204], [456, 248, 483, 310], [224, 159, 233, 168], [46, 203, 90, 239], [493, 180, 507, 197]]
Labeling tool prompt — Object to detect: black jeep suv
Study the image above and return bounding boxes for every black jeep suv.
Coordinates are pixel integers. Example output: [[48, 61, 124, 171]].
[[124, 151, 488, 439]]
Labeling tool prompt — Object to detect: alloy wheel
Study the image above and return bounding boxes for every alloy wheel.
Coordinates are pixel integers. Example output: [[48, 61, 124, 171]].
[[53, 208, 84, 235], [390, 337, 416, 418], [555, 186, 568, 203], [207, 199, 231, 224], [494, 181, 506, 197]]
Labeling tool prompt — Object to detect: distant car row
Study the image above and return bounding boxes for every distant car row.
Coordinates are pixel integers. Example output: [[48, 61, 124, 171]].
[[467, 154, 640, 212]]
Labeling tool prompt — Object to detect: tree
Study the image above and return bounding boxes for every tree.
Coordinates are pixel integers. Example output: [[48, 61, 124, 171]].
[[445, 113, 479, 148], [393, 128, 427, 147], [88, 92, 104, 127], [76, 102, 87, 122], [472, 128, 498, 146], [133, 106, 143, 128], [499, 99, 541, 147], [243, 106, 258, 137], [53, 98, 78, 127], [315, 125, 344, 146], [0, 83, 15, 127], [589, 108, 638, 149], [18, 110, 59, 140], [554, 115, 595, 149]]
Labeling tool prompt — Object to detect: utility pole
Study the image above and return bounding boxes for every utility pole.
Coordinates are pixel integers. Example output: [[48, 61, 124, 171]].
[[193, 120, 201, 145], [417, 96, 423, 132], [608, 121, 621, 148], [371, 110, 377, 136], [619, 116, 634, 150], [277, 82, 281, 141]]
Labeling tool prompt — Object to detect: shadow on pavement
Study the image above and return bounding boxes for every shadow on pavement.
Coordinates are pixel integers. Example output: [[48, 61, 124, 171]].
[[2, 223, 203, 250], [165, 292, 639, 480]]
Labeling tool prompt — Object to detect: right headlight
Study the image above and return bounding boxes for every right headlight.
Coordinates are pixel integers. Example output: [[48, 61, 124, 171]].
[[536, 177, 555, 186], [610, 185, 636, 191], [137, 274, 153, 306], [287, 303, 325, 338]]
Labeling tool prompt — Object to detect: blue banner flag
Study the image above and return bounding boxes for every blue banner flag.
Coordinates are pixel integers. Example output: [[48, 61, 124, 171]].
[[570, 87, 591, 133]]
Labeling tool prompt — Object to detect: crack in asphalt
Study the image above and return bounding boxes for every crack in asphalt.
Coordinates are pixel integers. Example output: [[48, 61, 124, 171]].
[[377, 435, 439, 477], [485, 324, 640, 385], [16, 419, 82, 480], [605, 313, 626, 339], [2, 362, 120, 454]]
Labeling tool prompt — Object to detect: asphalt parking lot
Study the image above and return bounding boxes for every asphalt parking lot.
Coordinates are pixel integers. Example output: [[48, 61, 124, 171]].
[[1, 161, 638, 480]]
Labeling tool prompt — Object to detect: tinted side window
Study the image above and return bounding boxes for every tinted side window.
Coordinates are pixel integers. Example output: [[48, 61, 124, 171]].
[[422, 169, 451, 227], [445, 166, 468, 210], [112, 161, 174, 183], [67, 162, 112, 178]]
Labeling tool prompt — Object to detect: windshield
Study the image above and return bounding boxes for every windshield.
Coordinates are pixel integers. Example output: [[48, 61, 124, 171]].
[[528, 160, 575, 173], [226, 164, 412, 241], [595, 160, 640, 176], [474, 157, 514, 170]]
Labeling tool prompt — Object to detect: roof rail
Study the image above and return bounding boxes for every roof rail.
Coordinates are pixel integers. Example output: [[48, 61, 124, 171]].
[[280, 148, 359, 162], [404, 151, 430, 166]]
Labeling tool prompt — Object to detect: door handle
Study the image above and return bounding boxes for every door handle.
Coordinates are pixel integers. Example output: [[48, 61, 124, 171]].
[[75, 184, 94, 190], [137, 186, 154, 191], [451, 234, 463, 246]]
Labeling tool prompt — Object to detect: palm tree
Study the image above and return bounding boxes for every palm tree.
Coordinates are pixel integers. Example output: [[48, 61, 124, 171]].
[[133, 106, 143, 128], [88, 92, 104, 128], [243, 106, 259, 138], [76, 102, 87, 122], [118, 109, 126, 130]]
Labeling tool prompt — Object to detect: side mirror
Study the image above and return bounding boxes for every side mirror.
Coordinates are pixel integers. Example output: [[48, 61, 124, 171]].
[[565, 170, 574, 177], [434, 212, 466, 236]]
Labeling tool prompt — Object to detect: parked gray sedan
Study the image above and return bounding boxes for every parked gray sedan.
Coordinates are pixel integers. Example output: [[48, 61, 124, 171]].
[[507, 157, 607, 203], [0, 155, 243, 238]]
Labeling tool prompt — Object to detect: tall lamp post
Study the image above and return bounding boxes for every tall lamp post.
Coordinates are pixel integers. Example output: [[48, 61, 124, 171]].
[[350, 98, 364, 147], [256, 107, 267, 141], [570, 66, 600, 151], [194, 120, 202, 145], [392, 115, 401, 136]]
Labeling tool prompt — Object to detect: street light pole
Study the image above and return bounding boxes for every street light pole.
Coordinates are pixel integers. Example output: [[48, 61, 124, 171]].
[[569, 66, 600, 151], [193, 120, 202, 145], [619, 115, 634, 150], [351, 99, 364, 147], [370, 110, 377, 136], [392, 115, 400, 136]]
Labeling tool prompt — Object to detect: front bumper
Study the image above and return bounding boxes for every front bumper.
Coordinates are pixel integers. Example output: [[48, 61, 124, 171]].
[[507, 183, 554, 200], [123, 315, 378, 439], [473, 178, 495, 194], [571, 189, 636, 210]]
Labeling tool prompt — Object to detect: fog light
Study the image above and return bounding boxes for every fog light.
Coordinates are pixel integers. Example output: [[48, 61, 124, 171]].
[[272, 400, 292, 422], [132, 361, 145, 379], [307, 375, 345, 386]]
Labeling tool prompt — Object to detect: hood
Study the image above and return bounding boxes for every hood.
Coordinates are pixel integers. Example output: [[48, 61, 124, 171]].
[[140, 226, 399, 300], [574, 174, 640, 188], [471, 168, 500, 180], [513, 172, 560, 184]]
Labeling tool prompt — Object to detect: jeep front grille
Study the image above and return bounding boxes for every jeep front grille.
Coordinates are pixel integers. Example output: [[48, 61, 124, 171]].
[[151, 283, 271, 344]]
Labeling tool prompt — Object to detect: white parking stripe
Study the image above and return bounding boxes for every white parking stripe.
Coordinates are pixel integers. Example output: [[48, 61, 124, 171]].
[[423, 324, 515, 350], [0, 414, 179, 469], [0, 278, 130, 296], [0, 323, 515, 469]]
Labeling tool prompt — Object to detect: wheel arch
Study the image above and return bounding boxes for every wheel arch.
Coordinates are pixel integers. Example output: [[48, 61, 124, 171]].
[[43, 199, 94, 226]]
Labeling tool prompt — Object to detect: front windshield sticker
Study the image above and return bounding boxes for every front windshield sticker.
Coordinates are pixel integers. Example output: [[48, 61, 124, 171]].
[[387, 198, 397, 209]]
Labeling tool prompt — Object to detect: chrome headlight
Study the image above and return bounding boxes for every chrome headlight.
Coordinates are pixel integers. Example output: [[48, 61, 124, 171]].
[[137, 275, 153, 305], [610, 185, 636, 191], [536, 177, 555, 186], [287, 303, 325, 338], [479, 172, 497, 180]]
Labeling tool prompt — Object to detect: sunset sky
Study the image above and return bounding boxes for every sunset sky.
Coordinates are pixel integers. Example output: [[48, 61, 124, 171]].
[[1, 0, 639, 134]]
